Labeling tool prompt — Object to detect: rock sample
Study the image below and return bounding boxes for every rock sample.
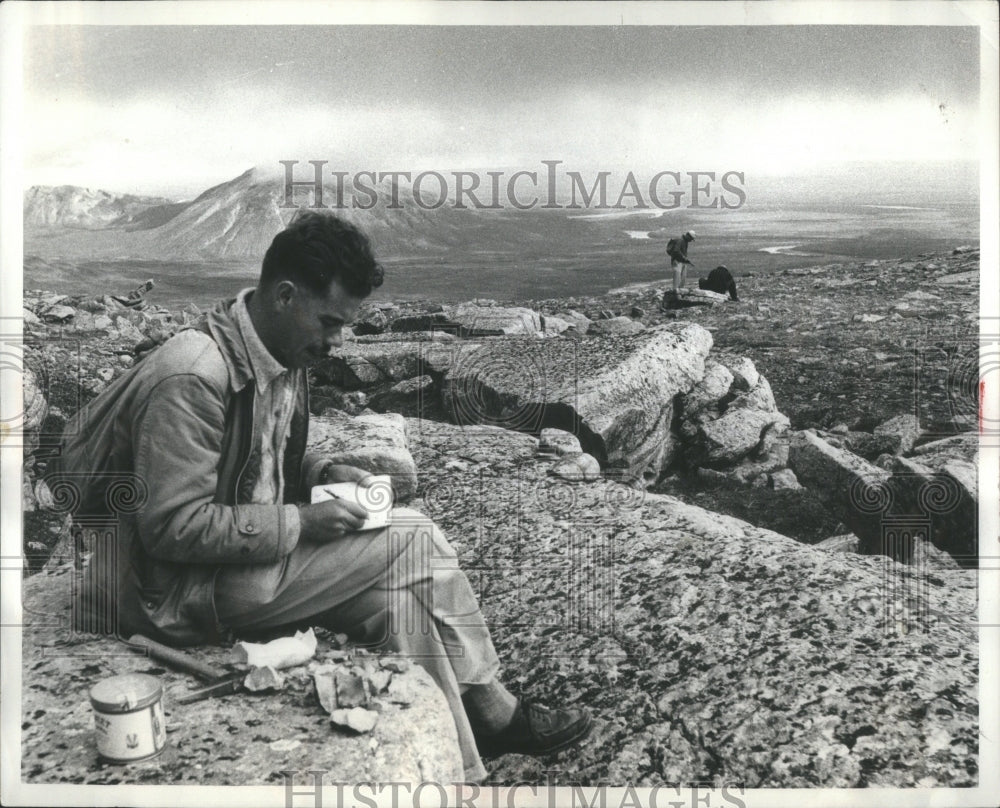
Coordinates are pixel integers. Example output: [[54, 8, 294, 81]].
[[440, 323, 713, 483], [20, 566, 464, 785], [404, 418, 977, 788], [308, 411, 418, 500]]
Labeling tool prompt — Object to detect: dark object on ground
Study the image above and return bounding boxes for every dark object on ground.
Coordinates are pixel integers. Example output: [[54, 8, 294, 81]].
[[474, 700, 594, 757], [699, 266, 738, 301], [112, 279, 155, 307]]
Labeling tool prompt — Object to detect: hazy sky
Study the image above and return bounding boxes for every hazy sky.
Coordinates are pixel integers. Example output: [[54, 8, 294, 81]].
[[24, 25, 980, 197]]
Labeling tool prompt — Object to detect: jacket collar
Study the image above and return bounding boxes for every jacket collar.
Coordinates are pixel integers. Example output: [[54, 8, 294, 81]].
[[204, 292, 255, 392]]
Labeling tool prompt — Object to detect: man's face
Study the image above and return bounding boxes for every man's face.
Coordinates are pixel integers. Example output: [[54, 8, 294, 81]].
[[270, 277, 365, 368]]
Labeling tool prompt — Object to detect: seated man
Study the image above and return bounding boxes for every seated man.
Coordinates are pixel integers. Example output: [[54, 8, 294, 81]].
[[58, 211, 592, 782], [698, 265, 739, 301]]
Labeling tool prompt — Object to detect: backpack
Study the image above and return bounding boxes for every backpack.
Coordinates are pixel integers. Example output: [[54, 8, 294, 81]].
[[43, 320, 210, 517]]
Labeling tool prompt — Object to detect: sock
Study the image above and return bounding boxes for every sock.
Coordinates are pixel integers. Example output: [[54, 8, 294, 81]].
[[462, 678, 519, 734]]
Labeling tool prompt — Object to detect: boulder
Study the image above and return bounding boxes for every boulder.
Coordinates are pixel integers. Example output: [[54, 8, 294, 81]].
[[693, 440, 790, 488], [308, 411, 418, 500], [885, 454, 977, 566], [715, 355, 760, 391], [23, 366, 48, 447], [550, 452, 602, 482], [403, 419, 978, 788], [788, 430, 976, 567], [540, 314, 571, 335], [769, 468, 802, 490], [557, 310, 593, 333], [787, 430, 891, 557], [352, 307, 389, 336], [680, 359, 734, 416], [369, 375, 435, 415], [41, 304, 76, 323], [440, 323, 713, 483], [661, 288, 729, 309], [815, 533, 860, 553], [20, 567, 464, 785], [312, 342, 430, 390], [442, 303, 542, 337], [693, 408, 790, 468], [388, 311, 459, 334], [355, 331, 456, 344], [873, 414, 921, 455], [587, 316, 645, 336], [538, 428, 582, 457]]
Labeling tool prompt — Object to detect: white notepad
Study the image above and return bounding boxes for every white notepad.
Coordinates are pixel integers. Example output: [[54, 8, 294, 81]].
[[310, 475, 394, 531]]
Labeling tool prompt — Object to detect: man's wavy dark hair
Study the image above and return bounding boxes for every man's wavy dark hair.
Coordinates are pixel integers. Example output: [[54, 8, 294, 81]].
[[260, 211, 385, 298]]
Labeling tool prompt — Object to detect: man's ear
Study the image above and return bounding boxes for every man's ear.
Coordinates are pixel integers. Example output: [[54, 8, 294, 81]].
[[275, 280, 297, 308]]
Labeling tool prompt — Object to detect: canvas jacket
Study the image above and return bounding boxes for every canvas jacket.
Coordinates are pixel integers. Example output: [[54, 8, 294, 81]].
[[68, 297, 329, 645], [666, 236, 691, 264]]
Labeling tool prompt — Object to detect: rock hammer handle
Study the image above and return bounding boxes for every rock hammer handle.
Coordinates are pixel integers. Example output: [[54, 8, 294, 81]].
[[127, 633, 227, 682]]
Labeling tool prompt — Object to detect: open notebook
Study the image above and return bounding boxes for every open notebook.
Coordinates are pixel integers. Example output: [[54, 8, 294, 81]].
[[310, 474, 394, 531]]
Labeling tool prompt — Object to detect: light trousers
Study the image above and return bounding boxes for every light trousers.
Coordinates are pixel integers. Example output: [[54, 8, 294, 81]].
[[214, 507, 500, 782]]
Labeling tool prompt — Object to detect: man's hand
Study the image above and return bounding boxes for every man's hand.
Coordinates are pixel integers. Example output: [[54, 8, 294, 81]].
[[298, 498, 369, 543]]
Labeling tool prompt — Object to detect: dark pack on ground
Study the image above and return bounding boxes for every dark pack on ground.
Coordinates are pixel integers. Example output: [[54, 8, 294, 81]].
[[699, 266, 738, 301]]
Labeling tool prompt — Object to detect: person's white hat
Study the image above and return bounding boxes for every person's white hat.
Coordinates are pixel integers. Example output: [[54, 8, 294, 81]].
[[684, 230, 696, 240]]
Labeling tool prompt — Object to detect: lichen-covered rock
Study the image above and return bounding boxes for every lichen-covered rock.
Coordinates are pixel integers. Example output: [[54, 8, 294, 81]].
[[540, 314, 571, 335], [557, 309, 593, 333], [308, 411, 417, 500], [715, 354, 759, 391], [769, 468, 801, 490], [815, 533, 860, 552], [587, 316, 645, 336], [443, 303, 542, 336], [369, 375, 435, 415], [441, 324, 712, 483], [539, 428, 582, 457], [790, 429, 976, 568], [20, 567, 463, 785], [550, 452, 601, 482], [661, 288, 729, 309], [22, 365, 48, 454], [788, 429, 891, 556], [692, 408, 790, 469], [403, 419, 978, 788], [873, 413, 922, 455], [680, 359, 734, 417]]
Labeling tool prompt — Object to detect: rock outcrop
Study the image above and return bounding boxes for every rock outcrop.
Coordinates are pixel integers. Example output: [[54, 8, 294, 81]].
[[308, 411, 418, 501], [404, 419, 977, 787], [20, 566, 464, 785], [678, 355, 790, 477], [439, 323, 713, 483], [788, 429, 977, 567]]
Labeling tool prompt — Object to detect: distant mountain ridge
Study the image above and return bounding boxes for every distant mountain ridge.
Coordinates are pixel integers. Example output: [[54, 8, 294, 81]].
[[23, 185, 178, 230], [24, 168, 487, 261]]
